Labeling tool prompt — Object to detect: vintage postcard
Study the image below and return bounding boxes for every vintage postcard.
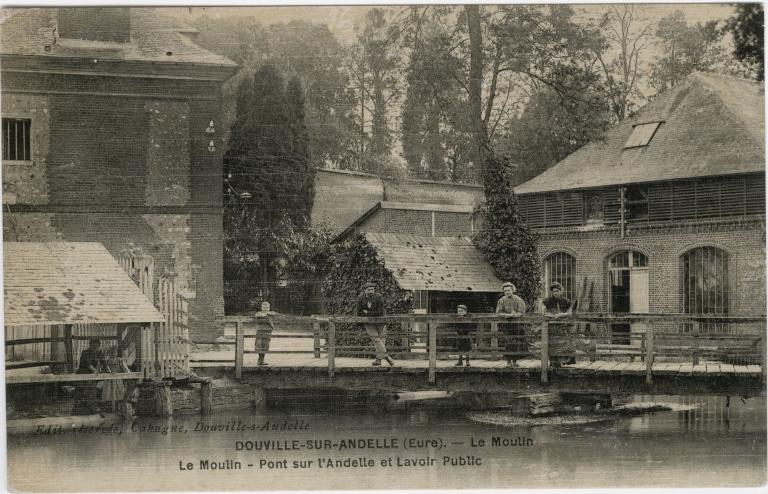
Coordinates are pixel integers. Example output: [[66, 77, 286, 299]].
[[2, 3, 766, 492]]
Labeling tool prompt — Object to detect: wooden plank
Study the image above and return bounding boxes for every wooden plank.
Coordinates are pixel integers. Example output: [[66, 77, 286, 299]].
[[6, 372, 142, 384], [733, 365, 751, 375], [719, 363, 736, 374], [747, 365, 761, 374], [679, 363, 693, 374], [705, 363, 721, 374]]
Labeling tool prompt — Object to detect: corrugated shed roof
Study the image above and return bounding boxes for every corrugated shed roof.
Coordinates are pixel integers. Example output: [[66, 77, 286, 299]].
[[4, 242, 165, 327], [365, 233, 503, 292], [0, 8, 236, 66], [515, 72, 765, 194]]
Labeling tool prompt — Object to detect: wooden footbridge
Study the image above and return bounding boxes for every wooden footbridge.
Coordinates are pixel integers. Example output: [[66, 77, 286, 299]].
[[192, 313, 767, 397]]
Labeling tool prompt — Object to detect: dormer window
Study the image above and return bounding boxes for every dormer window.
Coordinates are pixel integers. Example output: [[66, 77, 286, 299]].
[[624, 122, 662, 149]]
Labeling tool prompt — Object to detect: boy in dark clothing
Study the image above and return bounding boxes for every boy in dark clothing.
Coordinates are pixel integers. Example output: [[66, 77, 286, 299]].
[[448, 304, 477, 367], [355, 282, 394, 367]]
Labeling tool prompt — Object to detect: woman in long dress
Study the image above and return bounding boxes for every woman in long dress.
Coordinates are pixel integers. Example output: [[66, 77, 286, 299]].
[[496, 282, 528, 367], [97, 346, 129, 416], [542, 282, 575, 367]]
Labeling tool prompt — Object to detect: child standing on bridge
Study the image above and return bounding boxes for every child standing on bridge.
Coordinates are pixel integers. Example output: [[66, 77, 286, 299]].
[[252, 301, 276, 366]]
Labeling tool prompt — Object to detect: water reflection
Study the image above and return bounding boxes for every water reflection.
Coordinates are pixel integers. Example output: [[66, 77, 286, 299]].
[[7, 393, 766, 492]]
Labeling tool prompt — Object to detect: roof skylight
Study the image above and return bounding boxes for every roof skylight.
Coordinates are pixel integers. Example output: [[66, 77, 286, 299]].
[[624, 122, 662, 149]]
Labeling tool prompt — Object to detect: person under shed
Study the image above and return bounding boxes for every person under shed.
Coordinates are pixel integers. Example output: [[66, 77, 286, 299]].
[[496, 282, 528, 367], [356, 282, 395, 367]]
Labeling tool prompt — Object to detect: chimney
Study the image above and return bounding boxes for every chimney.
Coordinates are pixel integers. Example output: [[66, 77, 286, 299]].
[[57, 8, 131, 43]]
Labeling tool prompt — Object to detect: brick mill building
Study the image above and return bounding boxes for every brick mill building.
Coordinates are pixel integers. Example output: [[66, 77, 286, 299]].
[[1, 8, 238, 340], [314, 170, 503, 313], [515, 72, 765, 342]]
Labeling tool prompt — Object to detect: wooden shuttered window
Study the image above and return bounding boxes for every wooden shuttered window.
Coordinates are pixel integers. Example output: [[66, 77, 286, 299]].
[[518, 192, 581, 228], [517, 194, 545, 228], [519, 174, 763, 229], [648, 174, 765, 221], [603, 188, 621, 224]]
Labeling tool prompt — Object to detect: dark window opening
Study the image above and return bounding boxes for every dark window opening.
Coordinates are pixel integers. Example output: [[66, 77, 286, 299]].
[[2, 118, 31, 161], [584, 192, 604, 224], [624, 186, 649, 221]]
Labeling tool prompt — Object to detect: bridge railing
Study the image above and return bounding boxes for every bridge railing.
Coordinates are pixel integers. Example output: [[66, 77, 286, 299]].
[[221, 313, 766, 385]]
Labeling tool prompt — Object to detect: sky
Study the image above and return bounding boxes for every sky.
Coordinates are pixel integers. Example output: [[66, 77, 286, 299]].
[[160, 4, 738, 45]]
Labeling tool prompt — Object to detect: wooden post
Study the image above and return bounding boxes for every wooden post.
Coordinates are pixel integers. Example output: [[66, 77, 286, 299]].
[[541, 321, 549, 383], [645, 322, 654, 386], [254, 386, 267, 411], [692, 320, 700, 366], [200, 378, 212, 416], [327, 322, 336, 379], [235, 319, 244, 379], [490, 322, 499, 361], [63, 324, 74, 373], [428, 321, 437, 384], [761, 328, 767, 384], [313, 322, 321, 358]]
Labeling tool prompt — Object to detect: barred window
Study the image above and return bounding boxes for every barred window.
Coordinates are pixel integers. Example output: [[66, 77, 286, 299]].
[[2, 118, 31, 161], [681, 247, 729, 314], [544, 252, 576, 300], [681, 247, 729, 334]]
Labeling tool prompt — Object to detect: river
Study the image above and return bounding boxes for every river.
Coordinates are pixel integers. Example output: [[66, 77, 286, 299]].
[[7, 394, 766, 491]]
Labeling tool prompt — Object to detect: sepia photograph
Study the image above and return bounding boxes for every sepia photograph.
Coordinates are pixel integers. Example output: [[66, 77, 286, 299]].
[[2, 3, 766, 492]]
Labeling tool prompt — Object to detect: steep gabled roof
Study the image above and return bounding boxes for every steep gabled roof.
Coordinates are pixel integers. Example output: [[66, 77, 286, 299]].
[[365, 233, 503, 292], [4, 242, 165, 327], [515, 72, 765, 194], [0, 8, 236, 67]]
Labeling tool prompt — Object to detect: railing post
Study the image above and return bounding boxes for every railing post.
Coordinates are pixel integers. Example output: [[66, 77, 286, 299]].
[[63, 324, 74, 373], [541, 320, 549, 383], [428, 320, 437, 384], [235, 319, 244, 379], [692, 320, 700, 366], [645, 322, 654, 386], [490, 322, 499, 361], [313, 322, 321, 358], [327, 322, 336, 379], [761, 328, 767, 384]]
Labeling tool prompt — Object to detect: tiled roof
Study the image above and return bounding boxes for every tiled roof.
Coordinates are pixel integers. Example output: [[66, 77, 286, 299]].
[[365, 233, 503, 292], [311, 169, 484, 234], [4, 242, 165, 327], [515, 72, 765, 194], [0, 8, 236, 67]]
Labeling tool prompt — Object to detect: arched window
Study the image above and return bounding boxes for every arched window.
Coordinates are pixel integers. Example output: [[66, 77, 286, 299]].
[[544, 252, 576, 300], [681, 247, 729, 315]]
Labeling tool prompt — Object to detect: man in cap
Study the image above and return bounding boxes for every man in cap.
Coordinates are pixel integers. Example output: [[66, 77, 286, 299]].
[[356, 281, 395, 366], [496, 282, 528, 367]]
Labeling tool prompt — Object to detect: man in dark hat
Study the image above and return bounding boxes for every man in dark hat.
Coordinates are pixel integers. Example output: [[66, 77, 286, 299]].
[[543, 281, 575, 367], [355, 281, 394, 366]]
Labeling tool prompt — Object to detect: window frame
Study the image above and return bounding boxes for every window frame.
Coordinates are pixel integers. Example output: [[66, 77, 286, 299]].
[[2, 117, 33, 163]]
